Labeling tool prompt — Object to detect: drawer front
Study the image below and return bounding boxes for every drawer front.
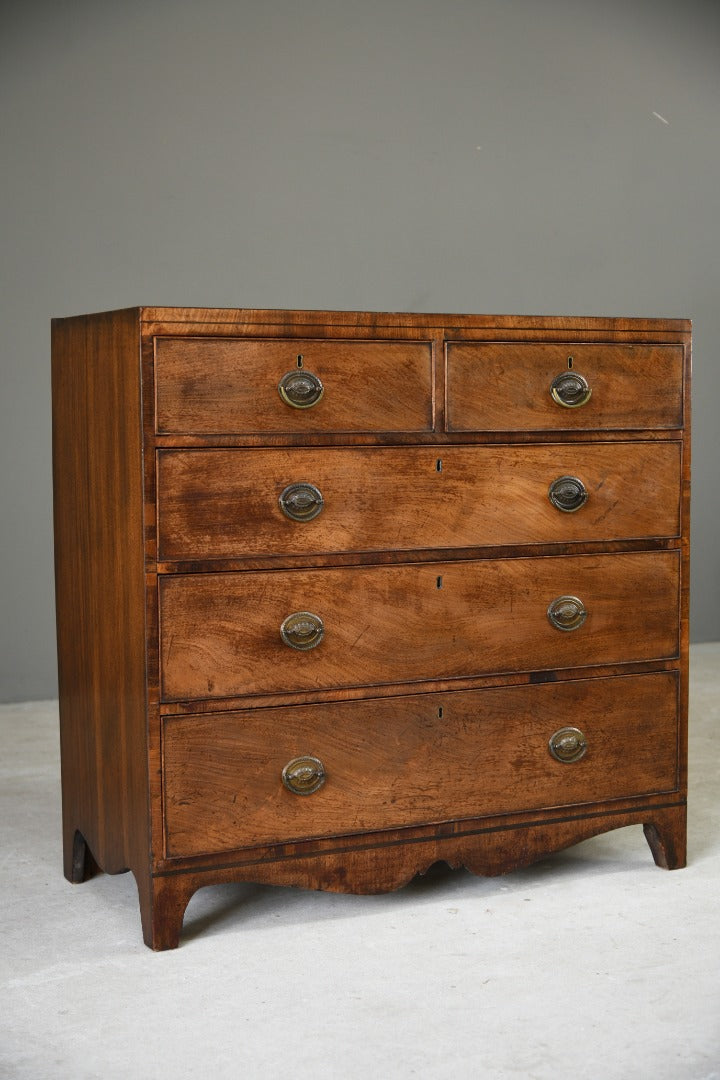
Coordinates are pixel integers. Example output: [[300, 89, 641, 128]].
[[159, 551, 679, 700], [155, 337, 434, 434], [446, 342, 684, 431], [162, 671, 679, 856], [157, 442, 681, 560]]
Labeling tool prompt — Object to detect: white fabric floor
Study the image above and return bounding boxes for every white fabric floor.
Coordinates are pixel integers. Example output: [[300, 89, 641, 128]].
[[2, 645, 719, 1080]]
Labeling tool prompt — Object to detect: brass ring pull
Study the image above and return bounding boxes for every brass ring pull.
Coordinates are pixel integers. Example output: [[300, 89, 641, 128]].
[[278, 370, 324, 409], [279, 483, 324, 522], [282, 755, 326, 795], [549, 727, 588, 763], [280, 611, 325, 650], [550, 371, 592, 408], [547, 595, 587, 632], [548, 475, 588, 513]]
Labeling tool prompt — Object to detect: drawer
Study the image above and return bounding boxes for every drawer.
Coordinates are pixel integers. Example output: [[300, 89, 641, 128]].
[[156, 442, 681, 561], [158, 551, 679, 700], [446, 342, 684, 431], [162, 671, 679, 857], [154, 337, 434, 434]]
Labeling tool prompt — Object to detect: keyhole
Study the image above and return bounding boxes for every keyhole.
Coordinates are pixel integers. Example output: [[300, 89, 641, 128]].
[[438, 706, 443, 719], [436, 459, 443, 472], [436, 575, 443, 589], [567, 356, 573, 369], [297, 355, 304, 368]]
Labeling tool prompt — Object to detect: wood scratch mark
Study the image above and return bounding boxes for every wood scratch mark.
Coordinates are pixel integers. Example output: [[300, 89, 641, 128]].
[[595, 498, 620, 524]]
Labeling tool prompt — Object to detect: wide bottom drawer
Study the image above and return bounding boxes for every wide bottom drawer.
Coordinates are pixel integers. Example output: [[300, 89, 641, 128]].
[[162, 671, 679, 858]]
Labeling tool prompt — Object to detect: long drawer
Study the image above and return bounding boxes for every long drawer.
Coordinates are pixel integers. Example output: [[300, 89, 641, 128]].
[[446, 342, 684, 431], [158, 551, 680, 701], [156, 442, 681, 560], [154, 337, 434, 434], [162, 671, 679, 857]]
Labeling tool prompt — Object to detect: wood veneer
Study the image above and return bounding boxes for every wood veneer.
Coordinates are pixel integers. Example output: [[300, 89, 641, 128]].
[[158, 552, 680, 701], [155, 337, 434, 434], [446, 342, 684, 431], [163, 671, 679, 857], [156, 441, 681, 560], [52, 307, 691, 949]]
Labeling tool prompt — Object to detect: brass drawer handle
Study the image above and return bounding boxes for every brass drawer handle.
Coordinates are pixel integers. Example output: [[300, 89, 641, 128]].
[[550, 371, 592, 408], [548, 475, 588, 513], [279, 482, 324, 522], [549, 727, 588, 763], [280, 611, 325, 650], [282, 755, 326, 795], [547, 595, 587, 632], [278, 370, 324, 409]]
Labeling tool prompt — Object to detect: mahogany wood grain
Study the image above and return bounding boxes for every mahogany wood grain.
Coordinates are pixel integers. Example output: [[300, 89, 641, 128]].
[[446, 342, 684, 431], [154, 337, 434, 435], [51, 310, 150, 892], [156, 441, 681, 561], [157, 658, 678, 717], [678, 340, 692, 798], [151, 428, 683, 452], [139, 306, 690, 336], [162, 671, 678, 857], [51, 306, 690, 949], [158, 550, 680, 701], [146, 801, 686, 948], [154, 538, 679, 581], [156, 788, 685, 873]]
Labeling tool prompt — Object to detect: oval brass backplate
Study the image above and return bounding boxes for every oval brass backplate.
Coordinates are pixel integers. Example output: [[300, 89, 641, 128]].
[[279, 482, 324, 522], [280, 611, 325, 650], [548, 475, 588, 513], [549, 726, 588, 763], [550, 371, 592, 408], [278, 370, 324, 409], [282, 755, 326, 795], [547, 595, 587, 632]]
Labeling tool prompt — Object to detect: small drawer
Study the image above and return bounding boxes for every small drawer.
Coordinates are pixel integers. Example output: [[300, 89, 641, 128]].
[[158, 550, 679, 701], [162, 670, 679, 857], [446, 342, 684, 431], [156, 441, 681, 561], [154, 337, 434, 434]]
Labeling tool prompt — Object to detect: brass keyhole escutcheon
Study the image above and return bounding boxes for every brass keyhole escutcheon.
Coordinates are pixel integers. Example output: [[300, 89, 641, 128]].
[[280, 611, 325, 650], [547, 595, 587, 632], [278, 370, 324, 408], [548, 475, 588, 513], [282, 755, 326, 795], [549, 727, 588, 763], [550, 371, 592, 408], [279, 483, 324, 522]]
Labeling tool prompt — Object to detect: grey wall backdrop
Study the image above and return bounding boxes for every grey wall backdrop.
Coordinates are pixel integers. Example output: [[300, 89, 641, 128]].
[[2, 0, 719, 701]]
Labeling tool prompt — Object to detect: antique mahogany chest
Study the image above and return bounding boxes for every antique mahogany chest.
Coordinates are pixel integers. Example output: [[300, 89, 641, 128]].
[[51, 308, 691, 949]]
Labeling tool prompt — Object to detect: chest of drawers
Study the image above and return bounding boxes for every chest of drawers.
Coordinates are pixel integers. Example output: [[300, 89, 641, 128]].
[[52, 307, 691, 950]]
